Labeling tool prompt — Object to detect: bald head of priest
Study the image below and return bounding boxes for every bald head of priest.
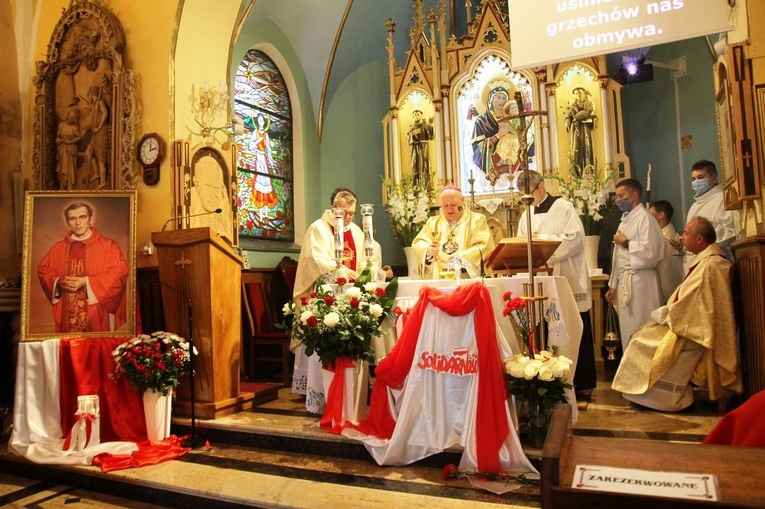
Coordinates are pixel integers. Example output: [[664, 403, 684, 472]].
[[411, 185, 494, 279]]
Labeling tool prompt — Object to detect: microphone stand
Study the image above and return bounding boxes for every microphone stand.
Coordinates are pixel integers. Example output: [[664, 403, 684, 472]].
[[161, 208, 223, 232], [152, 278, 205, 448]]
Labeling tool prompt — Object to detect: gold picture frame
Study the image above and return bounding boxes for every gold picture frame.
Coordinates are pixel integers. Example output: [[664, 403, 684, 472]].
[[21, 191, 137, 341]]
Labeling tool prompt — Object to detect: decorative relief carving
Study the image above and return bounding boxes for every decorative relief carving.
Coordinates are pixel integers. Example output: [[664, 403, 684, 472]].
[[33, 1, 134, 191]]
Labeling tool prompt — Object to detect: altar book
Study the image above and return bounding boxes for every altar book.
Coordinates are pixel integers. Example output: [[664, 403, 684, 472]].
[[484, 237, 560, 275]]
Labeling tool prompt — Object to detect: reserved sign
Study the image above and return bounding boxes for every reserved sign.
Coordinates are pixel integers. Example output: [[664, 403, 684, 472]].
[[572, 464, 718, 501]]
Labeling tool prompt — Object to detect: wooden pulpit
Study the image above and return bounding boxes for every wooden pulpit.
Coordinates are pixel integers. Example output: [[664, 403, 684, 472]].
[[152, 227, 254, 419], [485, 237, 561, 277]]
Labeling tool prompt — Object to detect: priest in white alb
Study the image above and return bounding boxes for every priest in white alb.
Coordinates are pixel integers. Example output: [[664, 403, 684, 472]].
[[605, 178, 665, 351], [515, 170, 596, 391]]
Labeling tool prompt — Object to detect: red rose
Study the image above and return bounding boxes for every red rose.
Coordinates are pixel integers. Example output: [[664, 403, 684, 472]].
[[324, 295, 335, 305], [349, 279, 356, 284], [136, 364, 145, 372], [375, 287, 386, 297], [311, 292, 318, 298], [301, 296, 309, 305], [442, 464, 460, 481], [307, 316, 318, 327], [336, 277, 347, 286], [350, 298, 360, 309], [503, 291, 513, 301], [153, 341, 161, 351]]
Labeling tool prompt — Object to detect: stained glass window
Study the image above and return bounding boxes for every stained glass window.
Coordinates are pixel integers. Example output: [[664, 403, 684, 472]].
[[233, 49, 294, 241]]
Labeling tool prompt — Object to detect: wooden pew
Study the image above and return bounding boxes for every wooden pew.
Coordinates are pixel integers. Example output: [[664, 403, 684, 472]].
[[541, 403, 765, 508]]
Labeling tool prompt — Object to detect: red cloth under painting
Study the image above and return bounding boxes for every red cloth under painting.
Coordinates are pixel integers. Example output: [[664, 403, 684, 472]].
[[703, 390, 765, 448], [59, 337, 190, 470], [353, 283, 510, 473]]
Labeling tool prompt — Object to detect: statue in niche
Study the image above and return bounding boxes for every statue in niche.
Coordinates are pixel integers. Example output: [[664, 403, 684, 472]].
[[407, 109, 434, 187], [55, 104, 83, 190], [78, 78, 111, 189], [565, 85, 597, 170]]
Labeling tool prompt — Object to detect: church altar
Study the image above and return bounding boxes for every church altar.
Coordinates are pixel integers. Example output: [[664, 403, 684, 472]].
[[387, 277, 582, 377], [342, 283, 539, 494]]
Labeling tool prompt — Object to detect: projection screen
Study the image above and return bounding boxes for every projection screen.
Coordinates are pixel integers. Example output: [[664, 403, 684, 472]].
[[508, 0, 732, 70]]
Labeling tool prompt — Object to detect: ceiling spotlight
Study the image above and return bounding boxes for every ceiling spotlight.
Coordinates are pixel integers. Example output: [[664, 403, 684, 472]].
[[625, 62, 639, 76]]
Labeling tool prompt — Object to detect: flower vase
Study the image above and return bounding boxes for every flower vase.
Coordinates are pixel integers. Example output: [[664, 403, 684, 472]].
[[584, 235, 600, 274], [143, 387, 173, 441], [522, 400, 552, 449], [321, 358, 369, 425], [403, 246, 420, 279]]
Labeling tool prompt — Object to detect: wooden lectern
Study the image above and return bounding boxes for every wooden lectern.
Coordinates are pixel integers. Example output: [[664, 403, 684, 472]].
[[484, 237, 561, 277], [152, 227, 254, 419]]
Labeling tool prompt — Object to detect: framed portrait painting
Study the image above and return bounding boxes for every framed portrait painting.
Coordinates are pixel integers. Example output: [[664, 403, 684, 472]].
[[21, 191, 137, 341]]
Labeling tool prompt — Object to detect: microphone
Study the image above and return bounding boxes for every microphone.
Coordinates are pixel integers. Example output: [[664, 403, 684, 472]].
[[161, 208, 223, 232]]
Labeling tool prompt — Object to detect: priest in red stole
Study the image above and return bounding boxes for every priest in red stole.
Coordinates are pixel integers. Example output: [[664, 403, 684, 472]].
[[38, 202, 128, 333]]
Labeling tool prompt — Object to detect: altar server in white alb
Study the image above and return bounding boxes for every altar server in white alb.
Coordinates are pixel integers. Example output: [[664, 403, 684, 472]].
[[515, 170, 596, 391], [412, 185, 494, 279], [605, 178, 665, 351], [684, 159, 736, 270]]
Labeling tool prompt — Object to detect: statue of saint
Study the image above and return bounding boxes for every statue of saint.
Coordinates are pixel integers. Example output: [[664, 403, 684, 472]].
[[565, 86, 597, 171], [407, 109, 434, 187]]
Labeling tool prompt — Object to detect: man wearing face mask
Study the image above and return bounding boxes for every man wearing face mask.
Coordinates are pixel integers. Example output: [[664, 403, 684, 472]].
[[605, 178, 665, 352], [412, 185, 494, 279], [684, 160, 735, 270]]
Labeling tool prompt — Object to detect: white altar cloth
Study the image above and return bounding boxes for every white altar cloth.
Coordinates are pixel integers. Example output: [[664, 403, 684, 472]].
[[343, 283, 538, 494], [388, 277, 582, 420]]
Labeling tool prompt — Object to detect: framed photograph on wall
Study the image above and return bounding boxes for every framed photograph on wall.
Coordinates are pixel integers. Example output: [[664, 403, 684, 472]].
[[21, 191, 137, 341]]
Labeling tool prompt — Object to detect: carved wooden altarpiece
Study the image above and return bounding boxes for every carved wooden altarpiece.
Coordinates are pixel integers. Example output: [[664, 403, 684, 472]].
[[33, 1, 134, 191]]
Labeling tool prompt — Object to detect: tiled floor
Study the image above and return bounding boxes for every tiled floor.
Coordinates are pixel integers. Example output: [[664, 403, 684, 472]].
[[0, 376, 726, 508]]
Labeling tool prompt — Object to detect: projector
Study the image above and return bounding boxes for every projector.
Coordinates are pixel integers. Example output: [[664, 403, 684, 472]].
[[615, 62, 654, 85]]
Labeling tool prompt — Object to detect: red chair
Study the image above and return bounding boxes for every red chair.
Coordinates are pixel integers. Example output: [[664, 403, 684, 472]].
[[242, 281, 291, 387]]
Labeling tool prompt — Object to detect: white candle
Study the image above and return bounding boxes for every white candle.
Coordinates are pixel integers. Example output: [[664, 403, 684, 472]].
[[647, 164, 652, 191]]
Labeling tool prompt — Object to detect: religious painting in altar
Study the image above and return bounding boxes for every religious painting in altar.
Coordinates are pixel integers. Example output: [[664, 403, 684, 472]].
[[399, 91, 436, 189], [32, 1, 134, 191], [456, 55, 537, 195], [21, 191, 137, 341], [172, 141, 238, 246], [715, 57, 737, 207], [555, 64, 602, 174], [232, 49, 295, 242]]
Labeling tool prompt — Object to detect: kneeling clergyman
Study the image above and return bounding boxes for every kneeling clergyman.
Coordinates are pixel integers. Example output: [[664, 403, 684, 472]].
[[611, 216, 742, 412], [411, 185, 494, 279]]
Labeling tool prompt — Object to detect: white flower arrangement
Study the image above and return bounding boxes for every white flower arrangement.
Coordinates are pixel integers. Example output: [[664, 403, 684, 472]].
[[384, 174, 432, 248], [504, 350, 573, 409], [549, 160, 614, 235]]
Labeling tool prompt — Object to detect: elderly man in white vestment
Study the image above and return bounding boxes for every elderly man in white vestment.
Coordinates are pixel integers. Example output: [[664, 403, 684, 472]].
[[291, 188, 379, 411], [648, 200, 684, 304], [605, 178, 665, 351], [683, 159, 736, 270], [412, 185, 494, 279], [515, 170, 597, 391], [612, 216, 742, 411]]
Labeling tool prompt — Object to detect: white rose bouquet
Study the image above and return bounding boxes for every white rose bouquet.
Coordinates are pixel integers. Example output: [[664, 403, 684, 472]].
[[282, 269, 398, 368], [504, 350, 573, 411]]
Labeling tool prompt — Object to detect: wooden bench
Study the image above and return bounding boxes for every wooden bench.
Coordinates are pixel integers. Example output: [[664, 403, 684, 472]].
[[541, 403, 765, 508]]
